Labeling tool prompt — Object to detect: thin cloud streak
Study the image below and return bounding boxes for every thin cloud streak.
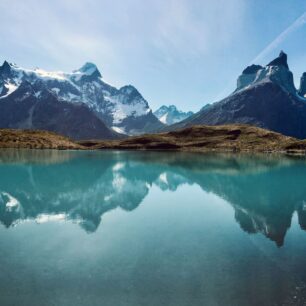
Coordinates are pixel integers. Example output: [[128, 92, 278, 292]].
[[250, 11, 306, 64], [214, 11, 306, 103], [1, 1, 306, 111]]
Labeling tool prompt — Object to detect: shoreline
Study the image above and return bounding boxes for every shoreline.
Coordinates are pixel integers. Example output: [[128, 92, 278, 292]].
[[1, 124, 306, 155]]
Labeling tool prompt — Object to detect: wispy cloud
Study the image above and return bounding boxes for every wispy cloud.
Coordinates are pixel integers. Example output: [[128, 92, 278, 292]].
[[214, 10, 306, 102], [149, 0, 246, 66], [1, 0, 305, 111], [250, 11, 306, 64]]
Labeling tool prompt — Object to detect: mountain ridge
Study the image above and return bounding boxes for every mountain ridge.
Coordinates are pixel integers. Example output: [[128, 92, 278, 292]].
[[0, 60, 163, 138], [165, 51, 306, 139]]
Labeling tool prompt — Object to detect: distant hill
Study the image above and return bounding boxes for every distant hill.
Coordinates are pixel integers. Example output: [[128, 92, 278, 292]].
[[78, 124, 306, 154], [2, 124, 306, 154], [0, 129, 82, 149]]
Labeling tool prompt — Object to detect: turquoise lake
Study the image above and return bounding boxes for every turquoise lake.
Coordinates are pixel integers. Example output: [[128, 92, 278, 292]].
[[1, 150, 306, 305]]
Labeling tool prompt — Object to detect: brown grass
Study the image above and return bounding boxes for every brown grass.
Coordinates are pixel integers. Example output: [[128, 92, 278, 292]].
[[78, 124, 306, 154], [2, 125, 306, 154], [0, 129, 83, 150]]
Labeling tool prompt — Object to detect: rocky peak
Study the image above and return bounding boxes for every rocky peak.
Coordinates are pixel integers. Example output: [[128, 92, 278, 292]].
[[119, 85, 138, 95], [237, 64, 262, 91], [299, 72, 306, 97], [267, 51, 289, 69], [0, 61, 12, 77], [154, 105, 194, 125], [237, 51, 296, 94], [118, 85, 145, 103], [168, 105, 178, 111], [242, 64, 263, 75], [258, 51, 295, 94], [75, 62, 102, 79]]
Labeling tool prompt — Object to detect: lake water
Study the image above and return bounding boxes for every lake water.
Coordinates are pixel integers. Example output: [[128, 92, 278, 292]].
[[1, 150, 306, 306]]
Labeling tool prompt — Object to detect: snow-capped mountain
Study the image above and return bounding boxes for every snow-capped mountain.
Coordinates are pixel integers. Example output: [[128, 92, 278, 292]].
[[0, 61, 163, 137], [167, 51, 306, 139], [154, 105, 193, 125]]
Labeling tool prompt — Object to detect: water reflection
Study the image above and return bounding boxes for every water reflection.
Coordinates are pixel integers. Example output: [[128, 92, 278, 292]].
[[1, 150, 306, 246]]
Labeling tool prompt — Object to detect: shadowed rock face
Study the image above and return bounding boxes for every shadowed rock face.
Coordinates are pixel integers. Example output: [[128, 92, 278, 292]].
[[231, 51, 295, 94], [267, 50, 289, 69], [242, 64, 263, 74], [237, 65, 263, 90], [1, 151, 306, 247], [167, 51, 306, 139], [299, 72, 306, 97], [0, 61, 11, 80], [177, 82, 306, 139], [0, 82, 119, 140]]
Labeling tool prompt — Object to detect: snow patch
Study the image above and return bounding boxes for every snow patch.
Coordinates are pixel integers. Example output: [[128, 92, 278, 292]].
[[159, 113, 168, 124], [33, 68, 67, 81], [112, 126, 126, 134], [34, 91, 41, 98], [0, 82, 18, 99], [66, 92, 80, 101], [52, 88, 60, 95], [105, 95, 150, 124]]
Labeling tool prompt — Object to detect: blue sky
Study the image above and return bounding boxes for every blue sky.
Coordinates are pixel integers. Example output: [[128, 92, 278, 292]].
[[1, 0, 306, 112]]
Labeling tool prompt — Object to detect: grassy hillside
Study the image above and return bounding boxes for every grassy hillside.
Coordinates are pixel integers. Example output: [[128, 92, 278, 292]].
[[79, 124, 306, 154], [2, 125, 306, 154], [0, 129, 83, 150]]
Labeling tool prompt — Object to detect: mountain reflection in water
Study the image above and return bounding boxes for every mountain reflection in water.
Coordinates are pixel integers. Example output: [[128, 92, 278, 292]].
[[0, 149, 306, 247]]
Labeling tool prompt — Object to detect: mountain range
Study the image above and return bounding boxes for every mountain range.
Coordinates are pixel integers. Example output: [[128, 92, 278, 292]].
[[2, 51, 306, 140], [0, 61, 164, 139], [169, 51, 306, 139], [154, 105, 193, 125]]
